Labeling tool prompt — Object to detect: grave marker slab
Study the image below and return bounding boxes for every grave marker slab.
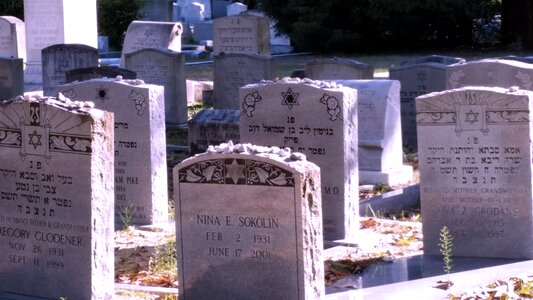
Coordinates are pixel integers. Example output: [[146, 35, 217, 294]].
[[42, 44, 99, 96], [0, 16, 26, 61], [239, 79, 358, 240], [188, 109, 240, 154], [446, 59, 533, 90], [0, 56, 23, 100], [0, 96, 114, 299], [389, 55, 464, 150], [120, 21, 183, 67], [125, 48, 187, 125], [305, 58, 374, 80], [213, 53, 276, 109], [336, 80, 413, 186], [174, 144, 324, 299], [66, 67, 137, 83], [213, 15, 270, 56], [58, 79, 168, 227], [417, 86, 533, 258]]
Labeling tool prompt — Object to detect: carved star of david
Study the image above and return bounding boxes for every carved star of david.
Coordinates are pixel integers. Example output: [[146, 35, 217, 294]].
[[281, 88, 299, 110], [96, 86, 108, 100], [225, 159, 245, 184], [464, 110, 479, 125], [28, 130, 42, 149]]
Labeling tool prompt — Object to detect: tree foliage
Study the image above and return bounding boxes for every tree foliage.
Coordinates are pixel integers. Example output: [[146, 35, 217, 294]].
[[98, 0, 146, 50], [0, 0, 24, 19], [257, 0, 501, 52]]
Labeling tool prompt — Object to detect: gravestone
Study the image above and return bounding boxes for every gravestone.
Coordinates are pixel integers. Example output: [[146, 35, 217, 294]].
[[336, 80, 413, 186], [176, 0, 212, 20], [0, 95, 114, 299], [212, 0, 230, 18], [23, 0, 98, 84], [184, 2, 204, 24], [227, 2, 247, 16], [188, 109, 240, 154], [0, 16, 26, 61], [213, 53, 276, 109], [41, 44, 99, 96], [58, 78, 168, 227], [389, 55, 464, 150], [305, 58, 374, 80], [186, 79, 213, 106], [66, 66, 137, 83], [213, 15, 270, 56], [0, 56, 23, 100], [174, 144, 324, 299], [125, 48, 187, 125], [446, 59, 533, 90], [417, 86, 533, 258], [239, 78, 358, 240], [120, 21, 183, 67]]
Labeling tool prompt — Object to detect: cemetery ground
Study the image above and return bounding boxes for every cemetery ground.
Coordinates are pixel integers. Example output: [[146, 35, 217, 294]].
[[118, 49, 533, 299]]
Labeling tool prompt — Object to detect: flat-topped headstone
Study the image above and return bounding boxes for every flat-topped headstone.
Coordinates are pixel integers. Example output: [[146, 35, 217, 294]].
[[188, 109, 240, 154], [213, 53, 276, 109], [239, 78, 358, 240], [417, 86, 533, 258], [184, 2, 204, 24], [23, 0, 98, 84], [0, 96, 114, 298], [186, 79, 213, 106], [41, 44, 99, 96], [447, 59, 533, 90], [58, 78, 168, 227], [66, 66, 137, 83], [0, 16, 26, 61], [213, 15, 270, 56], [335, 80, 413, 186], [120, 20, 183, 67], [174, 144, 324, 299], [389, 55, 464, 150], [0, 56, 23, 100], [125, 48, 187, 125], [305, 58, 374, 80]]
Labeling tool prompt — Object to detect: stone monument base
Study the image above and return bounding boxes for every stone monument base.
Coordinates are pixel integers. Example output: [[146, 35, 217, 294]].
[[24, 62, 42, 85], [360, 165, 413, 186]]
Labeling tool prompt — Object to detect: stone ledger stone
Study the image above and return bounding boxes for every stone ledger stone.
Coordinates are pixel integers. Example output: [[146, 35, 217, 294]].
[[239, 79, 358, 240], [0, 96, 114, 299], [213, 14, 270, 56], [188, 109, 240, 154], [174, 144, 324, 299], [58, 79, 168, 227], [417, 86, 533, 258], [389, 55, 464, 150], [0, 56, 23, 100], [305, 58, 374, 80], [125, 48, 188, 125], [335, 80, 413, 186], [120, 21, 183, 67], [446, 59, 533, 90], [41, 44, 99, 96], [213, 53, 276, 109], [0, 16, 26, 61]]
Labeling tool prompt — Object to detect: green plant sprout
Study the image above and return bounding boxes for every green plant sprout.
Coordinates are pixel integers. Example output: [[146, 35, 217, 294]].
[[439, 226, 454, 286]]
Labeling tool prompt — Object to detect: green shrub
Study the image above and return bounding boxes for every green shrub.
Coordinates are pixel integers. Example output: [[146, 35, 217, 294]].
[[97, 0, 145, 50], [0, 0, 24, 19]]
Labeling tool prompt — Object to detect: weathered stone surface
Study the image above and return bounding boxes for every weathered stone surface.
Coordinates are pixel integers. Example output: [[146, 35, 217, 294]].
[[389, 55, 463, 150], [305, 58, 374, 80], [58, 78, 168, 227], [213, 15, 270, 56], [0, 56, 23, 100], [188, 109, 240, 155], [41, 44, 99, 96], [120, 20, 183, 67], [125, 48, 187, 125], [66, 67, 137, 83], [239, 78, 358, 240], [213, 53, 276, 109], [336, 80, 412, 186], [0, 16, 26, 61], [417, 86, 533, 258], [0, 95, 114, 299], [174, 144, 324, 299]]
